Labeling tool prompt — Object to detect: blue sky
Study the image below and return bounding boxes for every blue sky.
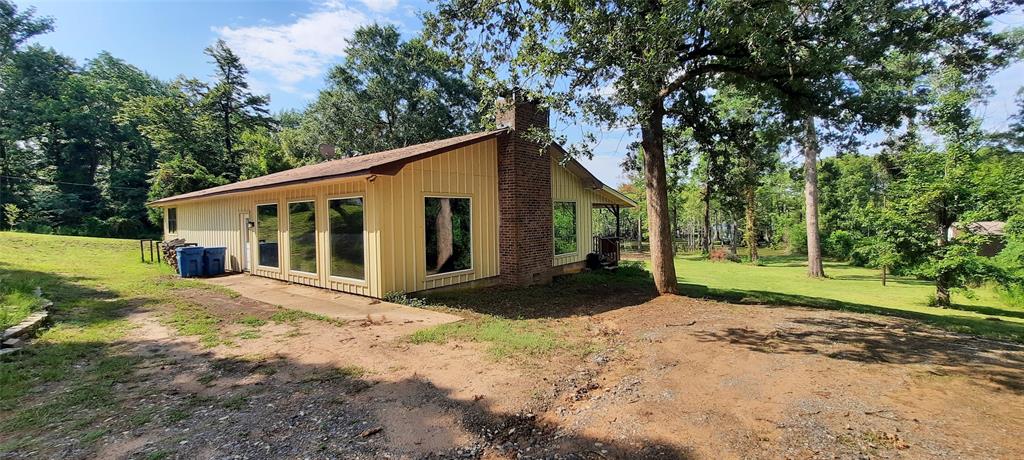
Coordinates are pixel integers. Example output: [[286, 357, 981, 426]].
[[18, 0, 1024, 187]]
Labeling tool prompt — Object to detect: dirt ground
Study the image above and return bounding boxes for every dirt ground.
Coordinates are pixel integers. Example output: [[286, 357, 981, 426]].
[[7, 286, 1024, 459]]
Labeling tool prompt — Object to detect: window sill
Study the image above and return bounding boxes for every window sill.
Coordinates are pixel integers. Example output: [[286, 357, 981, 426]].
[[425, 268, 475, 281], [329, 275, 367, 286], [289, 270, 319, 279]]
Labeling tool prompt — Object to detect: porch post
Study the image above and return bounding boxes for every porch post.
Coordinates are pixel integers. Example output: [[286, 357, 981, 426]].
[[614, 205, 621, 237]]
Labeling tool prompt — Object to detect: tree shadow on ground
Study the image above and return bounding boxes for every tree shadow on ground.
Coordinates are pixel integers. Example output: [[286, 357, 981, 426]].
[[950, 302, 1024, 320], [676, 281, 1024, 343], [689, 313, 1024, 394], [0, 263, 690, 459], [421, 265, 659, 320], [3, 323, 692, 459], [826, 273, 932, 286]]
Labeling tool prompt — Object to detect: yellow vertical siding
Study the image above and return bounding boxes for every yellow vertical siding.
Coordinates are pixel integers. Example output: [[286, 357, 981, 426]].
[[160, 138, 499, 297], [373, 138, 500, 294], [551, 158, 598, 267]]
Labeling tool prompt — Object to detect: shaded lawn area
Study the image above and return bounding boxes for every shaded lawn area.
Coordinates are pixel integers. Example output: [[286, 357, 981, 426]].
[[673, 251, 1024, 343], [414, 264, 658, 359], [418, 251, 1024, 345], [0, 232, 244, 446], [0, 275, 45, 330]]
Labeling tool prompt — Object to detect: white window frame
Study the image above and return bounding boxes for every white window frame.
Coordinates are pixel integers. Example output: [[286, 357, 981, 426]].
[[423, 194, 474, 280], [286, 198, 319, 278], [553, 200, 579, 256], [254, 202, 282, 273], [326, 194, 368, 285]]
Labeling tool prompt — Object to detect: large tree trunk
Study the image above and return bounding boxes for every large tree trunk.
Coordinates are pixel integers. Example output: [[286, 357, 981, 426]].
[[745, 184, 758, 263], [0, 138, 8, 229], [802, 117, 826, 278], [935, 222, 951, 307], [701, 180, 712, 254], [640, 102, 678, 295], [223, 108, 234, 173], [435, 198, 453, 271]]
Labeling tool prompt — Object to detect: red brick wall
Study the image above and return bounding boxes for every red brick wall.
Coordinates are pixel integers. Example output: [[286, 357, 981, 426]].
[[496, 98, 554, 285]]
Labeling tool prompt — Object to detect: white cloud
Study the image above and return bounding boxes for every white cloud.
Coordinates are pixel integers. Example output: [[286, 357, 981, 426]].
[[214, 2, 371, 87], [358, 0, 399, 13]]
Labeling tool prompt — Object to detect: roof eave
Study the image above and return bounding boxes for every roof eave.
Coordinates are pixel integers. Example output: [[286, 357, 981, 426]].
[[147, 170, 371, 207]]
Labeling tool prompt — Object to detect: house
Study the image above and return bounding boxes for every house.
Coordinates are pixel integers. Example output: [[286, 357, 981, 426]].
[[148, 98, 635, 298], [949, 221, 1007, 257]]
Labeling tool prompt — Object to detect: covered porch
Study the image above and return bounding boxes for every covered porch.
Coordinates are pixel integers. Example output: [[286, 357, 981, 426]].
[[591, 186, 634, 268]]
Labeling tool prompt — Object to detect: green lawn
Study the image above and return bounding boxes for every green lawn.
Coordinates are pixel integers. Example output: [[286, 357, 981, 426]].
[[0, 276, 45, 330], [673, 250, 1024, 342], [0, 232, 220, 445]]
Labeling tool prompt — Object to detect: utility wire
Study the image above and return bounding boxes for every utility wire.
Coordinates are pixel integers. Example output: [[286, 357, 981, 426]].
[[0, 174, 150, 191]]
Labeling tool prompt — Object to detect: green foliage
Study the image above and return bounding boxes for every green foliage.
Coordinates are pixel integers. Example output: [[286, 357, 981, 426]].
[[824, 230, 859, 260], [382, 291, 429, 308], [2, 203, 21, 228], [995, 211, 1024, 306], [146, 155, 228, 224], [303, 24, 479, 156]]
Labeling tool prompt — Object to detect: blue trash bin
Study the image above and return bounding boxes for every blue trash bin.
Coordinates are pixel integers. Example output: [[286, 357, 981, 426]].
[[176, 246, 205, 278], [202, 247, 227, 276]]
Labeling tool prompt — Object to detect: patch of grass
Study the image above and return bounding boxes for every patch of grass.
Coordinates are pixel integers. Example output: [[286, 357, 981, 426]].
[[0, 436, 33, 454], [80, 428, 107, 444], [221, 393, 249, 410], [197, 373, 217, 386], [268, 308, 345, 326], [0, 353, 140, 432], [299, 365, 367, 383], [410, 317, 564, 359], [236, 329, 261, 340], [236, 315, 267, 327], [0, 274, 44, 330], [0, 232, 238, 452], [145, 451, 171, 460], [164, 409, 189, 424], [162, 304, 226, 347], [127, 407, 157, 427]]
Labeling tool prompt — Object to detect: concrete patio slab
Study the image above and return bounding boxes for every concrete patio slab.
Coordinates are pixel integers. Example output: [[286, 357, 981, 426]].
[[201, 274, 462, 326]]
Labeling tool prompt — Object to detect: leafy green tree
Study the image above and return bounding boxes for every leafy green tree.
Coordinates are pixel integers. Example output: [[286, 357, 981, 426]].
[[876, 67, 1007, 306], [126, 77, 227, 212], [0, 0, 53, 227], [710, 88, 786, 263], [146, 155, 227, 223], [817, 154, 888, 258], [303, 25, 479, 157], [237, 126, 296, 179], [424, 0, 1002, 293], [202, 39, 273, 180]]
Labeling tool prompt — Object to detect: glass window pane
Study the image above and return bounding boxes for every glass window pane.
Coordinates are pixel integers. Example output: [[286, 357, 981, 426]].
[[257, 204, 279, 268], [288, 201, 317, 273], [554, 201, 577, 255], [425, 197, 472, 275], [167, 208, 177, 233], [329, 198, 364, 280]]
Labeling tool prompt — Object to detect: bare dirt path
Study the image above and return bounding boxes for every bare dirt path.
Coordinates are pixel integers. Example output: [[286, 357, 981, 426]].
[[7, 286, 1024, 459], [546, 295, 1024, 459]]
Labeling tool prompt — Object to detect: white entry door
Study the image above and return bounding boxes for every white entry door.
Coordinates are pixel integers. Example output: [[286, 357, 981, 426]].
[[240, 213, 252, 272]]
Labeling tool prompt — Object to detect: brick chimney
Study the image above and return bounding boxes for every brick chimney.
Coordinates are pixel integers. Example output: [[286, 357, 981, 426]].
[[496, 94, 553, 286]]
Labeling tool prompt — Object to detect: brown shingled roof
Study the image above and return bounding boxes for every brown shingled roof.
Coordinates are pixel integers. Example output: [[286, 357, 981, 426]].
[[149, 129, 507, 205]]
